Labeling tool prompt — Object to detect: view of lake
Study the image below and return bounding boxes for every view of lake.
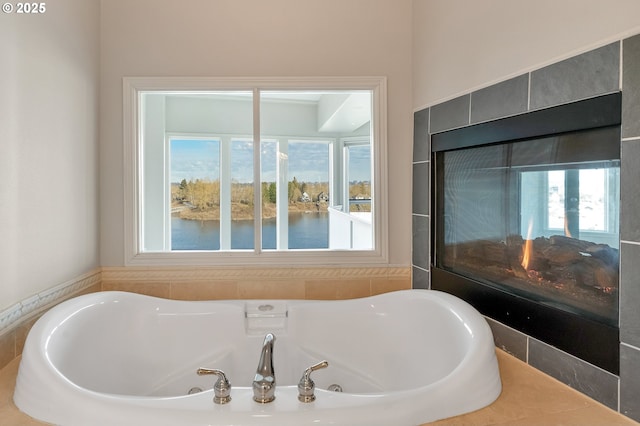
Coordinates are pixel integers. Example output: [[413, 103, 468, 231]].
[[171, 212, 329, 250]]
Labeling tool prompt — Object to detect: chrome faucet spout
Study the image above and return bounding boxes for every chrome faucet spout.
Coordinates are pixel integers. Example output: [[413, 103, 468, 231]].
[[252, 333, 276, 403]]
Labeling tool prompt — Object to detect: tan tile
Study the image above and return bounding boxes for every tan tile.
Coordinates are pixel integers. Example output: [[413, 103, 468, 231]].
[[0, 410, 46, 426], [0, 354, 19, 407], [465, 354, 588, 425], [429, 350, 640, 426], [305, 279, 371, 300], [1, 358, 49, 425], [371, 277, 411, 295], [425, 411, 500, 426], [491, 405, 639, 426], [14, 317, 39, 357], [76, 282, 102, 295], [238, 280, 305, 299], [496, 351, 592, 414], [0, 332, 15, 372], [101, 281, 171, 298], [170, 281, 238, 300], [304, 280, 336, 299], [565, 405, 639, 425], [335, 279, 371, 299]]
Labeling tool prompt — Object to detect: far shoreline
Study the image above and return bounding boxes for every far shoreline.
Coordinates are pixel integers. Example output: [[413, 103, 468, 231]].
[[172, 201, 329, 222]]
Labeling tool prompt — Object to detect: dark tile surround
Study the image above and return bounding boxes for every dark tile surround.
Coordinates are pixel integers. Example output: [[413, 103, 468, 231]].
[[529, 338, 619, 410], [429, 94, 470, 133], [411, 215, 429, 270], [529, 43, 620, 110], [412, 35, 640, 422], [621, 242, 640, 347], [621, 139, 640, 242], [623, 35, 640, 139], [621, 343, 640, 420], [470, 74, 529, 123], [485, 318, 527, 362], [412, 162, 429, 216], [413, 108, 429, 162]]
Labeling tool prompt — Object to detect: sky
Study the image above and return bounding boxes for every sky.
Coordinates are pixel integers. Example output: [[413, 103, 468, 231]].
[[170, 138, 371, 184]]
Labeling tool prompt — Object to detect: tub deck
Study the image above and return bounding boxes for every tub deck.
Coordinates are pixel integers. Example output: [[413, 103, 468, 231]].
[[2, 350, 636, 425]]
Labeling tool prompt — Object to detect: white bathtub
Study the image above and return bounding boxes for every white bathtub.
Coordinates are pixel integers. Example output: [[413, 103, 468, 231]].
[[14, 290, 501, 425]]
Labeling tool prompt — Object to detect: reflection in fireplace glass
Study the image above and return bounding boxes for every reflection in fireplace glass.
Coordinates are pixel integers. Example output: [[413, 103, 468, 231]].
[[437, 126, 620, 325]]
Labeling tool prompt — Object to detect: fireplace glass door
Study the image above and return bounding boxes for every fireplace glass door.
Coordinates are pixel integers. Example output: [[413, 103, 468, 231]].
[[434, 126, 620, 326]]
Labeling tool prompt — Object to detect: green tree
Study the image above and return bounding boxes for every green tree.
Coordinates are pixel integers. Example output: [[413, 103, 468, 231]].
[[288, 176, 300, 201], [177, 178, 188, 200], [267, 182, 277, 204], [288, 182, 294, 201], [292, 187, 303, 202]]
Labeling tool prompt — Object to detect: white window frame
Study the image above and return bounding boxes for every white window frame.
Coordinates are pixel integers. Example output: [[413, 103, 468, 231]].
[[123, 76, 388, 266], [342, 137, 373, 212]]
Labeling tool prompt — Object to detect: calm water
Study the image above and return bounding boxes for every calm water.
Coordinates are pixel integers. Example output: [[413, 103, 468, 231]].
[[171, 212, 328, 250]]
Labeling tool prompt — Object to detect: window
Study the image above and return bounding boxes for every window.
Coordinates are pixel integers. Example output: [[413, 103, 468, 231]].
[[123, 77, 387, 265], [344, 139, 372, 213], [546, 169, 614, 232], [520, 164, 619, 246]]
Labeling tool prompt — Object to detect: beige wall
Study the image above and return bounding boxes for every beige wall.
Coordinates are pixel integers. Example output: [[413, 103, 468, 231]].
[[100, 0, 414, 267], [413, 0, 640, 109], [0, 0, 100, 311]]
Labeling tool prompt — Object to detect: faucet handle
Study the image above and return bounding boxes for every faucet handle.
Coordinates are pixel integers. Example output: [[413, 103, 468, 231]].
[[197, 368, 232, 404], [298, 360, 329, 403]]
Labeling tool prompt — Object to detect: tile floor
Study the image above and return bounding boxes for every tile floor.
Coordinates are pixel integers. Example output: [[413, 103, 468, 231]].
[[0, 350, 637, 425]]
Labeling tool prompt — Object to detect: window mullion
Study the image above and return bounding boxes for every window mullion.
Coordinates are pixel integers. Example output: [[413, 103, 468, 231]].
[[164, 135, 172, 251], [343, 144, 350, 211], [330, 139, 341, 210], [276, 139, 289, 250], [253, 89, 262, 253], [220, 137, 231, 250]]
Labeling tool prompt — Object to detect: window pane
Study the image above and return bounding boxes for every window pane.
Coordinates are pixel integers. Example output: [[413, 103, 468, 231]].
[[260, 140, 277, 249], [230, 139, 254, 249], [347, 144, 372, 213], [260, 89, 373, 251], [547, 170, 564, 229], [578, 169, 606, 231], [547, 169, 610, 232], [138, 90, 253, 252], [288, 141, 330, 249], [170, 139, 220, 250]]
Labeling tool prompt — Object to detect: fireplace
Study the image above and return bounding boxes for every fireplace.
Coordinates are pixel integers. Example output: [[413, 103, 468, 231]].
[[431, 93, 621, 374]]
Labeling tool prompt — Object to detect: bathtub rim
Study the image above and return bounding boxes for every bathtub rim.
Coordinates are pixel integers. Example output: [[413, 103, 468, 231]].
[[20, 289, 497, 396], [14, 289, 502, 425]]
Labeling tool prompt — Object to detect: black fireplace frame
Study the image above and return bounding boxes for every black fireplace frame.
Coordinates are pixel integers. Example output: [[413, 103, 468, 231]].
[[430, 92, 622, 374]]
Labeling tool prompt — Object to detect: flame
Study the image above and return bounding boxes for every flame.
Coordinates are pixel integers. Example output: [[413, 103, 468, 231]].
[[521, 218, 534, 270], [563, 217, 573, 238]]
